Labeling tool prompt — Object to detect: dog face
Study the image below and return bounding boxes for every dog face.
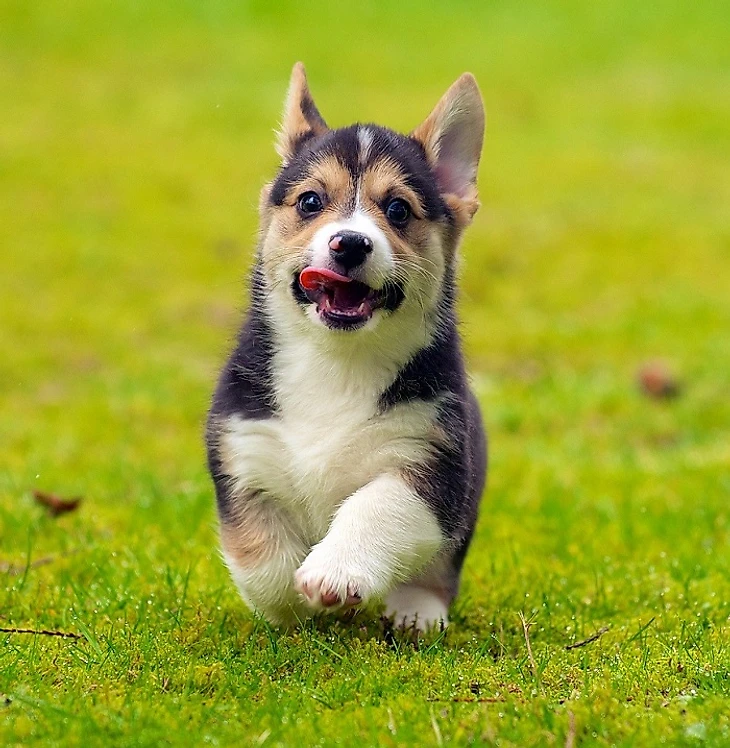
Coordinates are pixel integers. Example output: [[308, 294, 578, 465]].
[[258, 63, 485, 334]]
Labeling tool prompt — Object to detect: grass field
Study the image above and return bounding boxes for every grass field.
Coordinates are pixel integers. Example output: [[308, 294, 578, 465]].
[[2, 1, 730, 745]]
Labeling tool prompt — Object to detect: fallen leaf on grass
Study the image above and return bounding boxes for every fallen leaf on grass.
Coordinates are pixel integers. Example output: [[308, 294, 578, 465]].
[[637, 361, 681, 399], [33, 490, 82, 517]]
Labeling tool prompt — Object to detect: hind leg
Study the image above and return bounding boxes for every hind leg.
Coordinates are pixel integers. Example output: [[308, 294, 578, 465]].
[[384, 554, 461, 631], [385, 584, 450, 631]]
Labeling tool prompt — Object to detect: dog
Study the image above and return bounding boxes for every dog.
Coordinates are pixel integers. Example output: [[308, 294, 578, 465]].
[[206, 63, 487, 630]]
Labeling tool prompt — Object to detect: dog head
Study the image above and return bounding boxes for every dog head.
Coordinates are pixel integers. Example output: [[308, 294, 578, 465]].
[[257, 63, 485, 336]]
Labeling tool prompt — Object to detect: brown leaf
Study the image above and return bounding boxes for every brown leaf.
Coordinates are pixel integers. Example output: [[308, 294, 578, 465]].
[[637, 361, 681, 399], [33, 490, 82, 517]]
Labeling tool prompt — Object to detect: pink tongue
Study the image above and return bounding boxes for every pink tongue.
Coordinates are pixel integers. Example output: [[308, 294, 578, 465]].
[[299, 267, 351, 291]]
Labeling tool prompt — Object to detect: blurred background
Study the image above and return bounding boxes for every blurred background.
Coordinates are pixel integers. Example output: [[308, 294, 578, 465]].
[[2, 5, 729, 741], [1, 0, 728, 536]]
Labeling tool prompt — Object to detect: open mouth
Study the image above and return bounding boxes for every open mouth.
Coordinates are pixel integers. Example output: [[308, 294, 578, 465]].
[[294, 267, 403, 330]]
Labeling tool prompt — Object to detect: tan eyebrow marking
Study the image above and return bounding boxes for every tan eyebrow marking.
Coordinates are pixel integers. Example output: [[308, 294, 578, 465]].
[[361, 156, 426, 218]]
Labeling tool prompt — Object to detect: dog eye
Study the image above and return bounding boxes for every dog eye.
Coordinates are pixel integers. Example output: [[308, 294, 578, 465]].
[[297, 191, 324, 216], [384, 198, 411, 225]]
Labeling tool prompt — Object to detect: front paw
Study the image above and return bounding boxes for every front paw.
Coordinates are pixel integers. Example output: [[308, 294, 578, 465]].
[[294, 548, 380, 611]]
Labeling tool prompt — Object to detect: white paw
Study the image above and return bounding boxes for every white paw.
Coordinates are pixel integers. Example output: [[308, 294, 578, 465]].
[[294, 546, 381, 611], [385, 585, 449, 631]]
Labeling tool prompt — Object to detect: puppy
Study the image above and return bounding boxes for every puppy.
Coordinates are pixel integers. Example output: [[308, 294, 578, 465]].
[[206, 63, 487, 630]]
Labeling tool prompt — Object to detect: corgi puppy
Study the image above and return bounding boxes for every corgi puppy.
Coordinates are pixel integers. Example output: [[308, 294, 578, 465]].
[[206, 63, 487, 630]]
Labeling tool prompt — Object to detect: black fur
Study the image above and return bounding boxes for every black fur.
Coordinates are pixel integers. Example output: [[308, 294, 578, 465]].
[[208, 267, 277, 422], [379, 265, 487, 597], [299, 91, 327, 133], [206, 268, 277, 524]]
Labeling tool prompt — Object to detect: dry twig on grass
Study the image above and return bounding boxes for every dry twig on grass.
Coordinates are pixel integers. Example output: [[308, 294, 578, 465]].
[[519, 611, 538, 677], [427, 697, 506, 704], [0, 626, 81, 639], [565, 711, 576, 748], [565, 626, 610, 651], [0, 549, 80, 576]]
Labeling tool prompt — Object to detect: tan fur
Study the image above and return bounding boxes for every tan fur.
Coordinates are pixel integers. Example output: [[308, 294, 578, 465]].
[[360, 158, 426, 217], [261, 208, 328, 271], [266, 210, 321, 258], [358, 158, 445, 262], [444, 192, 480, 226], [219, 503, 277, 567], [306, 158, 354, 211], [215, 428, 288, 567]]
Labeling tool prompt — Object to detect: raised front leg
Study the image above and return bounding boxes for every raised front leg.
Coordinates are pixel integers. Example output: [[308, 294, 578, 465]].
[[294, 474, 444, 613]]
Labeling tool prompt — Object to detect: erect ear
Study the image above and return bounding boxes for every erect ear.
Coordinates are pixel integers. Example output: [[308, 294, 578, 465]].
[[276, 62, 328, 163], [411, 73, 485, 209]]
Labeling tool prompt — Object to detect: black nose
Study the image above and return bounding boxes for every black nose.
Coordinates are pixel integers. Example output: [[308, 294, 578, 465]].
[[329, 230, 373, 271]]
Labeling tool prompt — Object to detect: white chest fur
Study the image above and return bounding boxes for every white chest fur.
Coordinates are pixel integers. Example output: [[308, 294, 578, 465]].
[[217, 333, 440, 542]]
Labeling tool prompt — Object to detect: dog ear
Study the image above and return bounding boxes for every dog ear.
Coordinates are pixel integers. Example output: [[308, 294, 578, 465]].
[[411, 74, 485, 211], [276, 62, 328, 163]]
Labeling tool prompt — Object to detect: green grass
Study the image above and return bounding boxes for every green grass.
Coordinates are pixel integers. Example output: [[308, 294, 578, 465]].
[[2, 0, 730, 744]]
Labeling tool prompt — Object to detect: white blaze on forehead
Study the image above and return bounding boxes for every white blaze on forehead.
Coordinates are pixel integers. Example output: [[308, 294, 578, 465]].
[[358, 126, 374, 166], [308, 210, 394, 285]]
